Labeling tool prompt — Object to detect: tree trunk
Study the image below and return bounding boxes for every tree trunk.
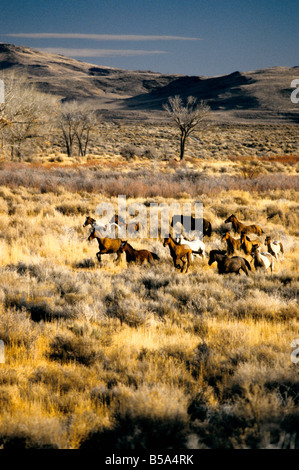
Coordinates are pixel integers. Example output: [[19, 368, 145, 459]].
[[179, 133, 187, 161]]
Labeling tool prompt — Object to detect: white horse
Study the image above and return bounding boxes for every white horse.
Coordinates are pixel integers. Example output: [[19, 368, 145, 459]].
[[83, 215, 121, 237], [265, 236, 284, 260], [175, 235, 206, 258], [251, 245, 275, 273]]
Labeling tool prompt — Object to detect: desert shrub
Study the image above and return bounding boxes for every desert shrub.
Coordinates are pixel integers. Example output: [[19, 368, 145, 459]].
[[29, 364, 87, 393], [72, 258, 96, 269], [105, 293, 148, 327], [0, 307, 39, 347], [0, 417, 62, 449], [4, 291, 77, 322], [80, 412, 188, 449], [120, 145, 139, 161], [9, 261, 47, 282], [81, 385, 189, 449], [49, 332, 104, 366], [55, 202, 89, 216], [142, 146, 158, 160]]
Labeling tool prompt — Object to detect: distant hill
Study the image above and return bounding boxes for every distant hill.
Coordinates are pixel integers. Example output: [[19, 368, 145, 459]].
[[127, 68, 299, 123], [1, 43, 298, 123]]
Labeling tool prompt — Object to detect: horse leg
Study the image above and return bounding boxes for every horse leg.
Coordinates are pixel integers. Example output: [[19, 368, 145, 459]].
[[181, 258, 187, 273], [241, 264, 248, 276], [96, 251, 102, 264], [114, 250, 122, 265], [185, 252, 192, 273]]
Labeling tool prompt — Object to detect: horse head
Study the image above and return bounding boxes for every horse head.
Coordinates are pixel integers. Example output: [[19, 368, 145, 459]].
[[224, 214, 235, 224], [208, 249, 227, 265], [163, 237, 171, 247], [120, 240, 127, 252], [83, 215, 96, 227]]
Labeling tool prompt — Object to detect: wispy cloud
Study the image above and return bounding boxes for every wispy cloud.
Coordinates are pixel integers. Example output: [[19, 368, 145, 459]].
[[38, 47, 167, 57], [5, 33, 202, 41]]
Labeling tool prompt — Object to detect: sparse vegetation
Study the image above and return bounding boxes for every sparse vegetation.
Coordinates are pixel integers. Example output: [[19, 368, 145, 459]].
[[0, 106, 298, 449]]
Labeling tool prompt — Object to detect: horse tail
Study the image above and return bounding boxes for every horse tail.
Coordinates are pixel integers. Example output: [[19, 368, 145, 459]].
[[151, 252, 160, 261], [193, 249, 203, 256], [207, 222, 212, 237], [244, 258, 251, 271]]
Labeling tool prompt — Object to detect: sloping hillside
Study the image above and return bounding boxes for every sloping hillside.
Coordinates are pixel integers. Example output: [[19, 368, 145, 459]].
[[0, 43, 298, 122], [126, 67, 299, 122], [0, 43, 179, 101]]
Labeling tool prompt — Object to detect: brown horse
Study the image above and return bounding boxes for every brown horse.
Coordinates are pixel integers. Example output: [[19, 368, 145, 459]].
[[225, 214, 264, 235], [240, 232, 261, 255], [208, 250, 251, 276], [222, 232, 241, 255], [163, 236, 193, 273], [120, 241, 159, 265], [87, 228, 123, 264]]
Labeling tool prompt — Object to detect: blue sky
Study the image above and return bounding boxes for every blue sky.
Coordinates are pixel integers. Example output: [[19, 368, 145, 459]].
[[0, 0, 298, 76]]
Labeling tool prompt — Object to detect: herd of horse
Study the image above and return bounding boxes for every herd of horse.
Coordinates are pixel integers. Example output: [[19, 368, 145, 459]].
[[83, 213, 284, 275]]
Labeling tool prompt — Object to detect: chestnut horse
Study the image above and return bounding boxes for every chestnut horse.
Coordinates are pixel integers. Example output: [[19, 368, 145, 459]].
[[163, 236, 193, 273], [240, 232, 261, 255], [225, 214, 263, 235], [87, 228, 123, 263], [120, 241, 159, 265], [222, 231, 241, 255]]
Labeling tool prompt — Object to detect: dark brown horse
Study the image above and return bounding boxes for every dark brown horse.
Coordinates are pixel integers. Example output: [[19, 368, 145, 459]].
[[170, 215, 212, 237], [163, 236, 193, 273], [88, 228, 123, 263], [225, 214, 263, 236], [208, 249, 251, 276], [120, 241, 159, 265]]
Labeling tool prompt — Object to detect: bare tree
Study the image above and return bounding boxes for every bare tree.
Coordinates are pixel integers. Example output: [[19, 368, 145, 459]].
[[163, 95, 210, 161], [56, 102, 78, 157], [74, 106, 98, 157], [56, 101, 99, 157], [0, 72, 56, 160]]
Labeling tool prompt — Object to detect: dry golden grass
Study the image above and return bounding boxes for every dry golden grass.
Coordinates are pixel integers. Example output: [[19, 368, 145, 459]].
[[0, 122, 298, 449]]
